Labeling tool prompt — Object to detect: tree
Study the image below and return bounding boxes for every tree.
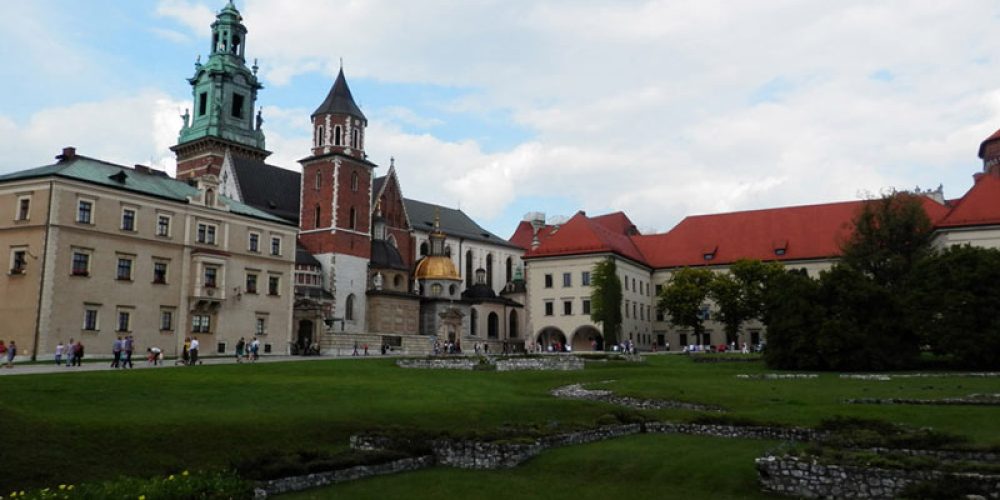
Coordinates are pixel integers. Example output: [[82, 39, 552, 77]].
[[710, 260, 785, 346], [841, 190, 934, 290], [589, 257, 622, 347], [909, 245, 1000, 369], [761, 268, 823, 369], [658, 267, 714, 345]]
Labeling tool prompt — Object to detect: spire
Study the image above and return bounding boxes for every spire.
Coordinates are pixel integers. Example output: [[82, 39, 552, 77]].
[[312, 68, 367, 122]]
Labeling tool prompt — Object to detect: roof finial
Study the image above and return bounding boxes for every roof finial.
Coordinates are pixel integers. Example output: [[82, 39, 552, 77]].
[[339, 57, 343, 70], [434, 207, 441, 229], [390, 156, 395, 168]]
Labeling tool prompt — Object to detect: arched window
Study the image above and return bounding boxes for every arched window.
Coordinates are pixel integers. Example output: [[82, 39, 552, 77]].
[[449, 284, 457, 296], [505, 256, 513, 284], [486, 254, 494, 290], [445, 245, 452, 257], [420, 242, 428, 256], [465, 250, 473, 288], [351, 172, 359, 192], [315, 170, 321, 189], [205, 189, 215, 206], [487, 312, 499, 339], [470, 309, 478, 336], [316, 126, 324, 147], [509, 310, 518, 338], [352, 128, 360, 149], [349, 207, 357, 230], [314, 205, 321, 228], [345, 294, 355, 321], [334, 126, 342, 146]]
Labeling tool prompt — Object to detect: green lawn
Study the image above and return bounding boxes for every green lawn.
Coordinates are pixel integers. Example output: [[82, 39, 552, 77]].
[[1, 355, 997, 494], [282, 434, 777, 500]]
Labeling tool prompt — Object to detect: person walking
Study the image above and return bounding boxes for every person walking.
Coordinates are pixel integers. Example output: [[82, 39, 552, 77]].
[[181, 337, 191, 366], [73, 340, 84, 366], [235, 337, 245, 363], [111, 337, 123, 368], [65, 337, 75, 366], [55, 341, 65, 366], [250, 337, 260, 361], [123, 335, 134, 369], [189, 337, 200, 366], [3, 340, 16, 368], [0, 341, 6, 367]]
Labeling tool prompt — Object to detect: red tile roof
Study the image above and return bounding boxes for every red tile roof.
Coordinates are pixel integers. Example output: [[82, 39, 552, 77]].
[[523, 211, 648, 264], [591, 212, 637, 235], [938, 174, 1000, 228], [980, 128, 1000, 157]]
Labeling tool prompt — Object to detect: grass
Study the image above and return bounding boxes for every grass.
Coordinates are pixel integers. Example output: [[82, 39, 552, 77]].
[[281, 434, 777, 500], [1, 355, 998, 494]]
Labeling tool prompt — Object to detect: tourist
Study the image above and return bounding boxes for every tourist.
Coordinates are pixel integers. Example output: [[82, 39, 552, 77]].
[[235, 337, 245, 363], [181, 337, 191, 365], [73, 340, 84, 366], [352, 341, 359, 356], [123, 335, 134, 369], [65, 337, 75, 366], [0, 341, 6, 366], [363, 343, 369, 356], [111, 337, 123, 368], [55, 341, 65, 365], [4, 340, 15, 368], [189, 336, 200, 365], [250, 337, 260, 361]]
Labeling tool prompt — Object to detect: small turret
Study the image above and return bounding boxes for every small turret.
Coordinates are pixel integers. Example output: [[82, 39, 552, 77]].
[[311, 68, 367, 160]]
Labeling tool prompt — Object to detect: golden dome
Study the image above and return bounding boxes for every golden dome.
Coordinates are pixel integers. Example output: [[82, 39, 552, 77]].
[[414, 256, 460, 280]]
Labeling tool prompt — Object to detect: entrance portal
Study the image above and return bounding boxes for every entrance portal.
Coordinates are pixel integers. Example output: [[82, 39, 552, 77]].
[[571, 325, 603, 351], [536, 327, 567, 351], [297, 320, 314, 353]]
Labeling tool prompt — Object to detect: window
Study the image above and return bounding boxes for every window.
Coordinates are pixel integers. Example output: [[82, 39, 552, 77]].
[[774, 248, 786, 256], [71, 251, 90, 276], [10, 249, 27, 275], [544, 301, 554, 316], [245, 273, 258, 294], [231, 93, 245, 119], [116, 257, 133, 281], [156, 215, 171, 237], [582, 299, 591, 315], [633, 302, 637, 318], [581, 271, 591, 286], [420, 242, 428, 256], [656, 309, 664, 322], [655, 284, 662, 295], [198, 92, 208, 116], [204, 266, 218, 288], [430, 283, 443, 296], [270, 236, 281, 256], [334, 126, 342, 146], [632, 278, 636, 292], [640, 306, 645, 321], [248, 232, 260, 252], [316, 125, 324, 147], [160, 310, 174, 331], [77, 200, 93, 224], [255, 315, 268, 336], [352, 128, 361, 149], [117, 310, 131, 332], [314, 205, 321, 228], [153, 262, 168, 284], [544, 274, 553, 288], [348, 207, 356, 230], [192, 314, 211, 333], [16, 197, 30, 221], [83, 308, 99, 331], [345, 294, 355, 320], [315, 170, 321, 189], [625, 300, 630, 318], [563, 300, 572, 315], [351, 172, 359, 192], [268, 275, 280, 296], [121, 208, 136, 231], [197, 223, 217, 245], [563, 272, 571, 287]]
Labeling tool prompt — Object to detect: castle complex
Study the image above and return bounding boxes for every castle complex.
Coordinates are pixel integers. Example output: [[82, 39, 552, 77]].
[[2, 2, 999, 360]]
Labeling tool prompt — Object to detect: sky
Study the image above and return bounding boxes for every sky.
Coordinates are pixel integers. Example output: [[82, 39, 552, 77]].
[[3, 1, 1000, 238]]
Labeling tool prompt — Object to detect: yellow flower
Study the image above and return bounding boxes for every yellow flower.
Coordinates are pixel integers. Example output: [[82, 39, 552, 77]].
[[58, 485, 66, 491], [66, 485, 73, 491], [182, 470, 189, 476], [168, 475, 174, 481], [139, 496, 146, 500]]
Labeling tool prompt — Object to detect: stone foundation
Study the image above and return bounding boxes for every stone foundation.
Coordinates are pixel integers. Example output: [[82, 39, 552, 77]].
[[258, 455, 436, 497], [495, 357, 584, 371]]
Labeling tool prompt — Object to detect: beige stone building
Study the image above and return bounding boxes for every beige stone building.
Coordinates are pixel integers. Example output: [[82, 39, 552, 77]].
[[0, 148, 296, 361]]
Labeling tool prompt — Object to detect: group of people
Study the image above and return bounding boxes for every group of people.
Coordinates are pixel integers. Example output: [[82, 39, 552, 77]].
[[432, 340, 461, 355], [0, 340, 17, 368], [110, 336, 136, 369], [54, 339, 87, 366], [234, 337, 261, 363]]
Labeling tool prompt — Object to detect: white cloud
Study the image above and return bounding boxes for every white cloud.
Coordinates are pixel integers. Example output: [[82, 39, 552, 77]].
[[155, 0, 215, 36]]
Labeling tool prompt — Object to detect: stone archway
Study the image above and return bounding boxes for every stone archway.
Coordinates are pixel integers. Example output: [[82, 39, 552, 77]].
[[535, 327, 567, 352], [571, 325, 603, 352]]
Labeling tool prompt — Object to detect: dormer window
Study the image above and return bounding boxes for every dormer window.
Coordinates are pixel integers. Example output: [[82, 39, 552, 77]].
[[703, 253, 714, 261], [772, 239, 788, 257], [701, 244, 718, 262], [774, 248, 786, 256]]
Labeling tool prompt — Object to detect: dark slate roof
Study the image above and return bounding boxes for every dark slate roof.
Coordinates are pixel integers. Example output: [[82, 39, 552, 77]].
[[0, 155, 292, 225], [373, 175, 387, 200], [461, 282, 496, 300], [312, 68, 367, 121], [296, 244, 322, 267], [230, 156, 301, 224], [371, 240, 408, 271], [403, 198, 521, 249]]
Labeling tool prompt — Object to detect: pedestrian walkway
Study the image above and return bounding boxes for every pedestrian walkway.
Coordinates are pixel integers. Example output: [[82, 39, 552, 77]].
[[0, 353, 388, 377]]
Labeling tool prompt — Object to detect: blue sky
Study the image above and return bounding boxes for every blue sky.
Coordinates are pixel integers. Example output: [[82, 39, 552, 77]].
[[3, 1, 1000, 238]]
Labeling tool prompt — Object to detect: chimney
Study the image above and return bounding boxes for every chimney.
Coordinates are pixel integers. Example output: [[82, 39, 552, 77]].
[[134, 164, 151, 174], [57, 147, 77, 161]]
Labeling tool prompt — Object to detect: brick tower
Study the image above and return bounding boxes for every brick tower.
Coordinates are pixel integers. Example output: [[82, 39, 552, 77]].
[[299, 68, 376, 332]]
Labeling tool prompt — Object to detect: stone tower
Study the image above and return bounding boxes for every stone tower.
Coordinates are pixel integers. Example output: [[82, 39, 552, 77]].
[[298, 68, 376, 332], [172, 1, 268, 180]]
